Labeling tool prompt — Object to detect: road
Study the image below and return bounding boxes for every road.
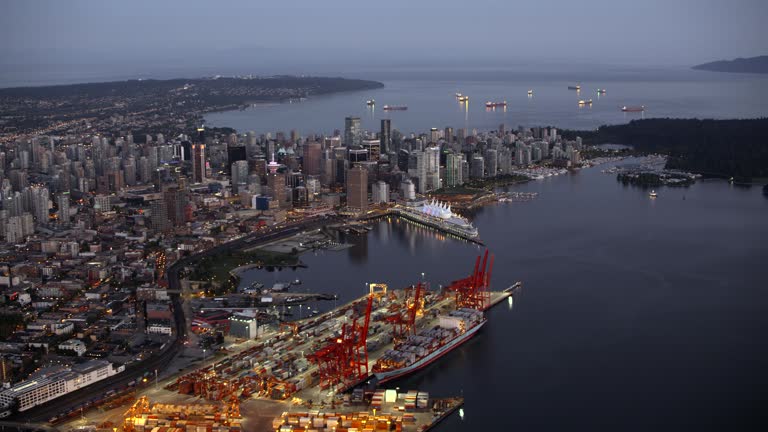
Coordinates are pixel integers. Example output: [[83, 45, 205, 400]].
[[20, 215, 342, 423]]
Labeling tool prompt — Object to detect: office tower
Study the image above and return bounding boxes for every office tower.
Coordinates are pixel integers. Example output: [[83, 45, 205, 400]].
[[231, 160, 249, 194], [346, 164, 368, 212], [344, 117, 362, 148], [371, 180, 389, 204], [56, 192, 70, 224], [484, 149, 498, 177], [303, 141, 322, 176], [445, 153, 464, 187], [348, 148, 368, 163], [164, 187, 188, 226], [570, 149, 581, 165], [498, 123, 505, 136], [361, 139, 380, 162], [192, 144, 206, 183], [150, 200, 171, 232], [471, 155, 485, 178], [380, 119, 391, 154], [550, 127, 558, 142]]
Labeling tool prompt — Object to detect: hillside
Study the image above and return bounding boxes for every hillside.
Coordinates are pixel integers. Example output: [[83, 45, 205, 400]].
[[692, 56, 768, 74]]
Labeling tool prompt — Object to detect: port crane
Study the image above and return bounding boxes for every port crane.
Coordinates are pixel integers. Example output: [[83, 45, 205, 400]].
[[385, 282, 425, 338], [307, 293, 374, 390], [446, 250, 493, 310]]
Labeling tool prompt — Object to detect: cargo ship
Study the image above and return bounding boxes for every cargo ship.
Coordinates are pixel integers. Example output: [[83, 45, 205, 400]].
[[597, 89, 606, 94], [383, 105, 408, 111], [578, 99, 593, 106], [457, 95, 469, 102], [621, 105, 645, 112], [568, 85, 581, 90], [485, 101, 507, 108], [373, 308, 486, 383]]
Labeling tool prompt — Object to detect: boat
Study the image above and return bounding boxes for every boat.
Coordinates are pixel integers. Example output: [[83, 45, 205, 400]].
[[527, 89, 533, 96], [578, 99, 593, 106], [485, 101, 507, 108], [649, 190, 658, 198], [457, 95, 469, 102], [455, 92, 463, 98], [621, 105, 645, 112], [568, 85, 581, 90], [366, 99, 375, 106], [382, 105, 407, 111], [373, 308, 486, 383], [597, 89, 606, 94]]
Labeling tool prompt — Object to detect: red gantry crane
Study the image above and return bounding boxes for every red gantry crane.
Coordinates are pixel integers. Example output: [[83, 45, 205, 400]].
[[308, 293, 374, 390], [446, 250, 494, 310], [385, 282, 425, 338]]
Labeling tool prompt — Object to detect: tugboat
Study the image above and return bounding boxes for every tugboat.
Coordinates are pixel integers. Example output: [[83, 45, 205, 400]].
[[649, 190, 658, 198]]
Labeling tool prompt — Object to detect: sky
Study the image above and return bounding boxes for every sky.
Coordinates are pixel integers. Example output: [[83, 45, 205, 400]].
[[1, 0, 767, 82]]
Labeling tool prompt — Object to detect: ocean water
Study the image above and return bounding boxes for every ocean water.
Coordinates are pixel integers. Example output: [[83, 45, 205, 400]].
[[204, 65, 768, 134]]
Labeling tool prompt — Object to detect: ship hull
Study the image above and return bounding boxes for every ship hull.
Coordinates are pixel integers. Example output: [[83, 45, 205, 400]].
[[374, 320, 486, 384]]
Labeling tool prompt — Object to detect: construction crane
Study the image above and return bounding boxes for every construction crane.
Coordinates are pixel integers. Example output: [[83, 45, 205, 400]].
[[446, 250, 493, 310]]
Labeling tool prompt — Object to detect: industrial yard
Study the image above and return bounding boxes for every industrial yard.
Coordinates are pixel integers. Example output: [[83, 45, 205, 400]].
[[52, 251, 511, 431]]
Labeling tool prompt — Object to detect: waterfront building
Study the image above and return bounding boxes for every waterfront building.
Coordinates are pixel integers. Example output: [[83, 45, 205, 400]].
[[0, 360, 123, 412], [346, 164, 368, 212], [372, 180, 389, 204], [400, 179, 416, 200], [425, 146, 441, 191], [229, 315, 259, 339]]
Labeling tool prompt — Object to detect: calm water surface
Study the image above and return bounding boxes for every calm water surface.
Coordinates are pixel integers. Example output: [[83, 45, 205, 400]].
[[240, 160, 768, 430], [206, 66, 768, 133]]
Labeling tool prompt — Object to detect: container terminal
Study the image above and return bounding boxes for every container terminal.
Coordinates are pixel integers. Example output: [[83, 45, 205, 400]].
[[47, 250, 515, 431]]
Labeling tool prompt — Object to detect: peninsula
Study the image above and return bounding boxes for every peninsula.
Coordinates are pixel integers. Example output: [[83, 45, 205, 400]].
[[692, 55, 768, 74], [0, 75, 384, 143]]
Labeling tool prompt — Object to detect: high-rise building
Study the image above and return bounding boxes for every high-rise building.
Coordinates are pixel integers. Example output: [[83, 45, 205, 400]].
[[303, 142, 322, 176], [150, 199, 171, 232], [400, 179, 416, 200], [56, 192, 70, 224], [444, 127, 454, 143], [231, 160, 249, 194], [429, 128, 440, 144], [408, 151, 427, 193], [484, 149, 498, 177], [424, 146, 441, 191], [470, 155, 485, 178], [192, 144, 206, 183], [227, 145, 247, 174], [267, 172, 287, 208], [344, 117, 362, 148], [346, 164, 368, 212], [371, 180, 389, 204], [445, 153, 464, 187], [380, 119, 391, 155], [361, 139, 380, 162], [164, 188, 187, 226]]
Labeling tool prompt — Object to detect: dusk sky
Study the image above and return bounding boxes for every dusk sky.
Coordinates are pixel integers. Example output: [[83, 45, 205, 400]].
[[1, 0, 767, 74]]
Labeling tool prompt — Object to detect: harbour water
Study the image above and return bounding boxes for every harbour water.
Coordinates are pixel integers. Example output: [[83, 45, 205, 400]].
[[240, 160, 768, 430], [205, 65, 768, 133]]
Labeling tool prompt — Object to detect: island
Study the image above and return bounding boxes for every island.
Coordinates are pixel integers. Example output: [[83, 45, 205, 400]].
[[0, 75, 384, 143], [567, 118, 768, 182], [692, 55, 768, 74]]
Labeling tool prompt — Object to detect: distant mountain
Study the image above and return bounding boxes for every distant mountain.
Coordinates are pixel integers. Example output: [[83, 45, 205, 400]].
[[692, 56, 768, 74]]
